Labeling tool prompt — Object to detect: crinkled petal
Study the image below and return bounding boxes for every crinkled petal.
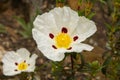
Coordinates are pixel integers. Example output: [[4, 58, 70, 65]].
[[34, 7, 80, 35], [2, 51, 21, 64], [72, 16, 97, 42], [16, 48, 30, 60], [2, 52, 23, 76], [50, 7, 79, 34], [3, 63, 21, 76], [49, 7, 64, 30], [33, 12, 58, 35], [70, 43, 93, 52], [32, 29, 65, 61]]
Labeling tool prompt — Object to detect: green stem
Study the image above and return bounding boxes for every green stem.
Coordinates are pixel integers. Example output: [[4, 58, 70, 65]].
[[70, 53, 75, 79], [19, 72, 28, 80]]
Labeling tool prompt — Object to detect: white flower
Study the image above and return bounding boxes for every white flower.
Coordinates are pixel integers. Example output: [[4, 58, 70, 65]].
[[32, 6, 97, 61], [2, 48, 38, 76]]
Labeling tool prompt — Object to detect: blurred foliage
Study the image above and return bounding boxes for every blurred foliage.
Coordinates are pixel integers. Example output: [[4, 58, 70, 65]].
[[56, 0, 65, 3], [101, 0, 120, 79], [51, 61, 65, 80], [0, 24, 6, 33], [15, 17, 33, 38], [56, 0, 66, 7], [15, 10, 40, 39], [77, 0, 96, 19], [79, 61, 103, 79], [85, 61, 102, 77]]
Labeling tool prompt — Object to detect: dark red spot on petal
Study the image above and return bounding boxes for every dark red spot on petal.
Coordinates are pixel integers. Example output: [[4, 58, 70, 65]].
[[73, 36, 78, 41], [24, 60, 26, 63], [14, 69, 18, 71], [67, 47, 72, 50], [28, 64, 30, 66], [62, 27, 68, 33], [15, 62, 18, 65], [49, 33, 54, 39], [52, 45, 57, 49]]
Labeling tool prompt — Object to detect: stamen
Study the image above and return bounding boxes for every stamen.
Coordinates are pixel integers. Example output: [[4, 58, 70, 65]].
[[49, 33, 54, 39], [15, 62, 18, 65], [52, 45, 57, 49], [73, 36, 78, 41], [67, 47, 72, 50], [62, 27, 68, 33], [18, 62, 28, 70]]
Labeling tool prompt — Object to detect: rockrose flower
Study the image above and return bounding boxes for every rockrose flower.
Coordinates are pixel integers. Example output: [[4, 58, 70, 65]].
[[32, 6, 97, 61], [2, 48, 38, 76]]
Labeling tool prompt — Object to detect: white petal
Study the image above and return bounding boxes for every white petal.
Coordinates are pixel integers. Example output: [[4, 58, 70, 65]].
[[72, 16, 97, 42], [27, 54, 38, 72], [3, 64, 21, 76], [34, 6, 80, 35], [62, 7, 80, 33], [33, 12, 58, 35], [32, 29, 65, 61], [2, 51, 20, 63], [27, 66, 35, 72], [49, 7, 64, 31], [70, 43, 93, 52], [38, 46, 65, 61], [32, 28, 54, 45], [2, 52, 22, 76], [50, 6, 79, 34], [16, 48, 30, 60]]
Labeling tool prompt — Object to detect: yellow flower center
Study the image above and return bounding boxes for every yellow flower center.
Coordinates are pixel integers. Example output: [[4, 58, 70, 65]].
[[18, 62, 28, 71], [54, 33, 72, 49]]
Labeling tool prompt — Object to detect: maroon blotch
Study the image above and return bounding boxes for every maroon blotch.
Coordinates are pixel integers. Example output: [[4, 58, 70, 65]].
[[67, 47, 72, 50], [24, 60, 26, 63], [73, 36, 78, 41], [62, 27, 68, 33], [52, 45, 57, 49], [49, 33, 54, 39], [15, 62, 18, 65], [14, 69, 18, 71]]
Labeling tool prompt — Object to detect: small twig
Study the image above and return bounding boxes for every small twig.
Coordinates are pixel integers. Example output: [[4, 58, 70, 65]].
[[70, 53, 75, 79]]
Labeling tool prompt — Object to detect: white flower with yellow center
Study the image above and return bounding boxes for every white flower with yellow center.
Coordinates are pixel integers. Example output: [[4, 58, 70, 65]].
[[2, 48, 38, 76], [32, 6, 97, 61]]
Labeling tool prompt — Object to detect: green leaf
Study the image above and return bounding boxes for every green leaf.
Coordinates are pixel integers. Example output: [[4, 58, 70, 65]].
[[114, 26, 120, 32], [102, 50, 110, 59], [99, 0, 107, 4], [87, 12, 96, 19], [78, 11, 85, 16], [78, 0, 82, 3], [14, 16, 28, 30], [15, 16, 33, 38], [105, 23, 112, 31], [19, 31, 30, 38], [102, 56, 112, 75]]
